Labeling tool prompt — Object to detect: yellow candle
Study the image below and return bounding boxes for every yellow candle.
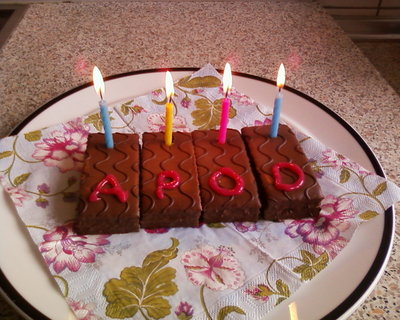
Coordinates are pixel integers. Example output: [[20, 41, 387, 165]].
[[165, 101, 173, 146], [164, 71, 174, 146]]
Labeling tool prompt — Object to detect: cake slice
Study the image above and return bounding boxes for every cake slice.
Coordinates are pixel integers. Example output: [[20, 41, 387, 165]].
[[192, 129, 261, 223], [241, 124, 323, 220], [75, 133, 140, 234], [140, 132, 202, 228]]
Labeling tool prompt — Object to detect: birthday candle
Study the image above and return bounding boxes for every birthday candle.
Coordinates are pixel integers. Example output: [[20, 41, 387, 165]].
[[218, 63, 232, 144], [93, 66, 114, 148], [164, 71, 174, 146], [270, 63, 286, 138]]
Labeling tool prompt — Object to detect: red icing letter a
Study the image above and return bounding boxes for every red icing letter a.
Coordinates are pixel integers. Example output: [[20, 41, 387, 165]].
[[89, 174, 128, 203]]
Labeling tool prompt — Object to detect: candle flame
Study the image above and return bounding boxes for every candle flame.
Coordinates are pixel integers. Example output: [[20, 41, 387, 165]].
[[223, 63, 232, 95], [277, 63, 285, 89], [165, 71, 174, 101], [93, 66, 105, 99], [288, 302, 298, 320]]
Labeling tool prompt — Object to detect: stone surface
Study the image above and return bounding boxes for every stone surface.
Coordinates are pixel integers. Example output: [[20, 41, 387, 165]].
[[0, 1, 399, 319]]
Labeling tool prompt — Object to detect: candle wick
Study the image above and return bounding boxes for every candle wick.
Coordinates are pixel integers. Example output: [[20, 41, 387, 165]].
[[225, 90, 229, 99], [99, 91, 104, 101]]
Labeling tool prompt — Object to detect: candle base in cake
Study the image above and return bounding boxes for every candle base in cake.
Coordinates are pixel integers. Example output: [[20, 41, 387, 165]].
[[75, 133, 140, 235], [241, 124, 323, 220], [140, 132, 202, 229], [192, 129, 261, 223]]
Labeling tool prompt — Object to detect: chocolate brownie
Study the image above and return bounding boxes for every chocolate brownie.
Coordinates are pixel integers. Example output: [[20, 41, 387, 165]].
[[140, 132, 202, 228], [75, 133, 140, 234], [192, 129, 261, 223], [241, 124, 323, 220]]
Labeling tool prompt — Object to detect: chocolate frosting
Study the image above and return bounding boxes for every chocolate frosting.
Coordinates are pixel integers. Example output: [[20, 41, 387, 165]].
[[192, 129, 261, 223], [75, 133, 140, 234], [140, 132, 202, 228], [241, 124, 323, 220]]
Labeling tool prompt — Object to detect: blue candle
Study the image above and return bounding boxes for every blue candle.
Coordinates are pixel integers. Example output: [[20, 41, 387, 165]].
[[269, 63, 286, 138], [270, 90, 283, 138], [99, 99, 114, 149], [93, 66, 114, 148]]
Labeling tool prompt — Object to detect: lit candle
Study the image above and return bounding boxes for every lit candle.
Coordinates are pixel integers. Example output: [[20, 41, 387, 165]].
[[164, 71, 174, 146], [93, 66, 114, 148], [218, 63, 232, 144], [269, 63, 286, 138]]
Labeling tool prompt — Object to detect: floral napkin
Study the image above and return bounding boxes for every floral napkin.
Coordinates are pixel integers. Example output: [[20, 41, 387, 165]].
[[1, 64, 399, 320]]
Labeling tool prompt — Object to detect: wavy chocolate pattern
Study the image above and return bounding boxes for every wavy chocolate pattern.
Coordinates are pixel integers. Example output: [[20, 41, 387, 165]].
[[241, 124, 323, 220], [77, 125, 323, 234], [75, 133, 140, 235], [192, 129, 261, 223], [140, 132, 202, 229]]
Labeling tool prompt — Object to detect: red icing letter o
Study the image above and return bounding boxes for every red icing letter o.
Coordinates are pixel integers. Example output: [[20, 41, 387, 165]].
[[271, 162, 305, 191], [209, 167, 244, 196]]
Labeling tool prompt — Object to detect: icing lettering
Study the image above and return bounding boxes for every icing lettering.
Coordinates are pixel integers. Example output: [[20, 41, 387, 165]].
[[156, 170, 181, 199], [89, 174, 128, 202], [272, 162, 304, 191], [209, 167, 244, 196]]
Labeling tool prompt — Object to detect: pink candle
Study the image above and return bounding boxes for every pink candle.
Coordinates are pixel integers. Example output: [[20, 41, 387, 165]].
[[218, 97, 231, 144], [218, 63, 232, 144]]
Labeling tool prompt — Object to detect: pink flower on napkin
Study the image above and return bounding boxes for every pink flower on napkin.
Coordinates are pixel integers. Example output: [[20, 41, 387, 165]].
[[233, 221, 257, 233], [147, 113, 189, 132], [67, 298, 100, 320], [285, 195, 357, 258], [218, 86, 255, 106], [244, 284, 271, 302], [144, 228, 169, 234], [254, 118, 272, 127], [181, 245, 245, 291], [39, 223, 109, 274], [321, 149, 369, 175], [175, 301, 194, 319], [3, 184, 32, 207], [32, 119, 89, 173]]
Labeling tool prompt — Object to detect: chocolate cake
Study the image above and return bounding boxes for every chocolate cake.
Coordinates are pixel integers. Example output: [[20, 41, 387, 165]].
[[140, 132, 202, 228], [75, 133, 140, 235], [192, 129, 261, 223], [241, 124, 323, 220]]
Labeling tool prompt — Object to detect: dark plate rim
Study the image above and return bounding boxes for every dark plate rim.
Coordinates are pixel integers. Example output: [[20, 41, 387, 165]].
[[1, 67, 394, 320]]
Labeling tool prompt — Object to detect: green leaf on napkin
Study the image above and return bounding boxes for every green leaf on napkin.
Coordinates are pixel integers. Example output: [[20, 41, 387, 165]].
[[120, 101, 144, 116], [119, 100, 134, 115], [13, 173, 31, 186], [84, 112, 115, 132], [207, 222, 226, 228], [152, 96, 168, 106], [339, 168, 351, 183], [0, 151, 13, 159], [103, 238, 179, 319], [276, 279, 290, 298], [372, 182, 387, 196], [178, 75, 221, 88], [359, 210, 379, 220], [24, 130, 42, 142], [292, 250, 329, 281], [191, 98, 236, 130], [217, 306, 246, 320]]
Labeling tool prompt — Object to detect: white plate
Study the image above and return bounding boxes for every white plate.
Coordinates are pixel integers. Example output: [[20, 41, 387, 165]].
[[0, 69, 394, 320]]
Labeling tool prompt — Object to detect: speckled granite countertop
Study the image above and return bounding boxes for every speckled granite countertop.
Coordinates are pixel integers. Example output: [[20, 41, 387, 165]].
[[0, 1, 399, 319]]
